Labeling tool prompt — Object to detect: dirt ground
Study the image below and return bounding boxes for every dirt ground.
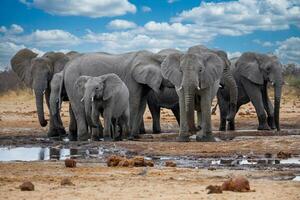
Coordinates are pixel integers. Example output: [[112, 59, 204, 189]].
[[0, 86, 300, 199]]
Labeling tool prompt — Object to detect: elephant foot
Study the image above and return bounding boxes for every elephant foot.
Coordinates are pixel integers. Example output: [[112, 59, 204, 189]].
[[152, 129, 161, 134], [257, 124, 270, 130], [68, 133, 78, 141], [103, 136, 113, 142], [196, 134, 216, 142], [219, 126, 226, 131], [176, 135, 190, 142], [226, 103, 237, 122], [227, 121, 235, 131], [91, 134, 100, 141], [128, 134, 141, 140], [267, 116, 276, 130], [47, 128, 66, 138], [78, 133, 90, 141], [139, 127, 146, 134], [113, 135, 123, 141]]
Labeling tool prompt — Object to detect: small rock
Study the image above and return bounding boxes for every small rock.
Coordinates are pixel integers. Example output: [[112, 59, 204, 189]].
[[206, 185, 223, 194], [61, 178, 75, 186], [277, 151, 291, 159], [65, 158, 76, 168], [221, 175, 251, 192], [19, 181, 34, 191], [165, 161, 177, 167]]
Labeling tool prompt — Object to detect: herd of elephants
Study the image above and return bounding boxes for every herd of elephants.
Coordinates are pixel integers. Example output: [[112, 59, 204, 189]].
[[10, 45, 283, 142]]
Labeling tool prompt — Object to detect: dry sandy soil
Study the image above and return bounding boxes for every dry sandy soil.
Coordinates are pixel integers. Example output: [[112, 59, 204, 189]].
[[0, 86, 300, 199]]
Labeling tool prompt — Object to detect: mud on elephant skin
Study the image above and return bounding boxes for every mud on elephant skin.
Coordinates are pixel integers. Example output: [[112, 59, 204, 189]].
[[217, 52, 283, 131], [10, 49, 73, 137], [161, 45, 237, 142]]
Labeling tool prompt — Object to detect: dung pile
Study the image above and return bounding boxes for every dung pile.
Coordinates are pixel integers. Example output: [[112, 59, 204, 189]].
[[107, 155, 154, 167]]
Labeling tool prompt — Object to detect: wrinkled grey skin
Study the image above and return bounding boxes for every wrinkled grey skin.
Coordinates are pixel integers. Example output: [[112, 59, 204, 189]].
[[217, 52, 283, 131], [139, 49, 181, 134], [63, 50, 164, 141], [49, 51, 81, 136], [11, 49, 70, 137], [75, 74, 130, 141], [161, 45, 237, 142]]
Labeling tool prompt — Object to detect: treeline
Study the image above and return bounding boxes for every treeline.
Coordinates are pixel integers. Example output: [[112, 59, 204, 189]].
[[0, 69, 25, 93]]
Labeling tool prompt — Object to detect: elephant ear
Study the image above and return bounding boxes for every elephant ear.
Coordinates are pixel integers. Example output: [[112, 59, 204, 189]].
[[75, 76, 90, 98], [160, 53, 183, 88], [43, 52, 70, 73], [10, 48, 38, 87], [200, 53, 224, 89], [132, 64, 163, 93], [236, 53, 264, 85], [101, 74, 123, 101]]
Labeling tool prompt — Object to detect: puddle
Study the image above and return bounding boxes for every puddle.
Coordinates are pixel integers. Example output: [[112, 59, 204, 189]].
[[0, 146, 128, 162], [293, 176, 300, 181], [0, 146, 300, 171]]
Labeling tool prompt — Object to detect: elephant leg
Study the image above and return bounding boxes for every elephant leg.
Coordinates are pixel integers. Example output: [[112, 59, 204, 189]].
[[68, 103, 78, 140], [129, 93, 147, 139], [45, 90, 65, 137], [217, 92, 229, 131], [71, 100, 89, 141], [139, 120, 146, 134], [176, 89, 190, 142], [171, 104, 180, 126], [148, 100, 161, 134], [103, 108, 113, 141], [196, 87, 216, 142], [196, 111, 202, 130], [241, 78, 269, 130], [262, 87, 275, 129]]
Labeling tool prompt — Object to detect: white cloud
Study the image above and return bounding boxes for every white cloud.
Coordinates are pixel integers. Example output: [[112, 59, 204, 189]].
[[172, 0, 300, 36], [20, 0, 136, 18], [141, 6, 152, 13], [253, 39, 274, 47], [0, 42, 44, 70], [20, 29, 80, 47], [107, 19, 137, 30], [275, 37, 300, 64], [227, 51, 242, 59], [167, 0, 179, 3], [0, 24, 24, 34]]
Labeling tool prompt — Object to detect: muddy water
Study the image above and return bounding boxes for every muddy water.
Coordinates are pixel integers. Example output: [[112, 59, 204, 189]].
[[1, 146, 300, 171]]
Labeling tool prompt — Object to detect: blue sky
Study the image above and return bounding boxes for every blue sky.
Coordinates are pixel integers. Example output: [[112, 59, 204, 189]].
[[0, 0, 299, 70]]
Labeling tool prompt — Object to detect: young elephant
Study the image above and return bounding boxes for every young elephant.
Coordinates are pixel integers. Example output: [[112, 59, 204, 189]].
[[75, 74, 130, 141]]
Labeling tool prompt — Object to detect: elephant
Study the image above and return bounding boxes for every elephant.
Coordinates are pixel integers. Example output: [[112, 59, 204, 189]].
[[217, 52, 283, 131], [11, 49, 70, 137], [139, 49, 181, 134], [49, 51, 81, 137], [75, 74, 130, 141], [161, 45, 237, 142], [63, 50, 164, 141]]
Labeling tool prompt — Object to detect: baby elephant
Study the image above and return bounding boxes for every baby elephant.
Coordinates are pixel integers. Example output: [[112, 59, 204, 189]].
[[75, 73, 130, 141]]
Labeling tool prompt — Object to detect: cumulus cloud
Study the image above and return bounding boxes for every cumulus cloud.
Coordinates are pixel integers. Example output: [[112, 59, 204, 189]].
[[0, 41, 44, 70], [253, 39, 274, 47], [141, 6, 152, 13], [172, 0, 300, 36], [275, 37, 300, 64], [227, 51, 242, 59], [20, 0, 136, 18], [0, 24, 24, 34], [107, 19, 137, 30]]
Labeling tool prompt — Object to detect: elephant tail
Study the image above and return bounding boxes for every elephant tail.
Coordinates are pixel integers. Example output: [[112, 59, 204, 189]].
[[58, 70, 65, 110]]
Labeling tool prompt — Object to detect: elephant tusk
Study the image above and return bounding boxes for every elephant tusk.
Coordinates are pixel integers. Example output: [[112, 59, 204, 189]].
[[81, 97, 84, 102], [177, 86, 183, 91], [91, 96, 94, 102], [197, 86, 201, 90], [43, 90, 46, 95], [219, 84, 222, 88]]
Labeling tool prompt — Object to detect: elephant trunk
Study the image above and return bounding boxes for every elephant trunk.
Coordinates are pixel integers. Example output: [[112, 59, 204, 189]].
[[274, 83, 282, 131], [84, 96, 94, 127], [222, 65, 238, 121], [184, 86, 196, 133], [35, 89, 47, 127]]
